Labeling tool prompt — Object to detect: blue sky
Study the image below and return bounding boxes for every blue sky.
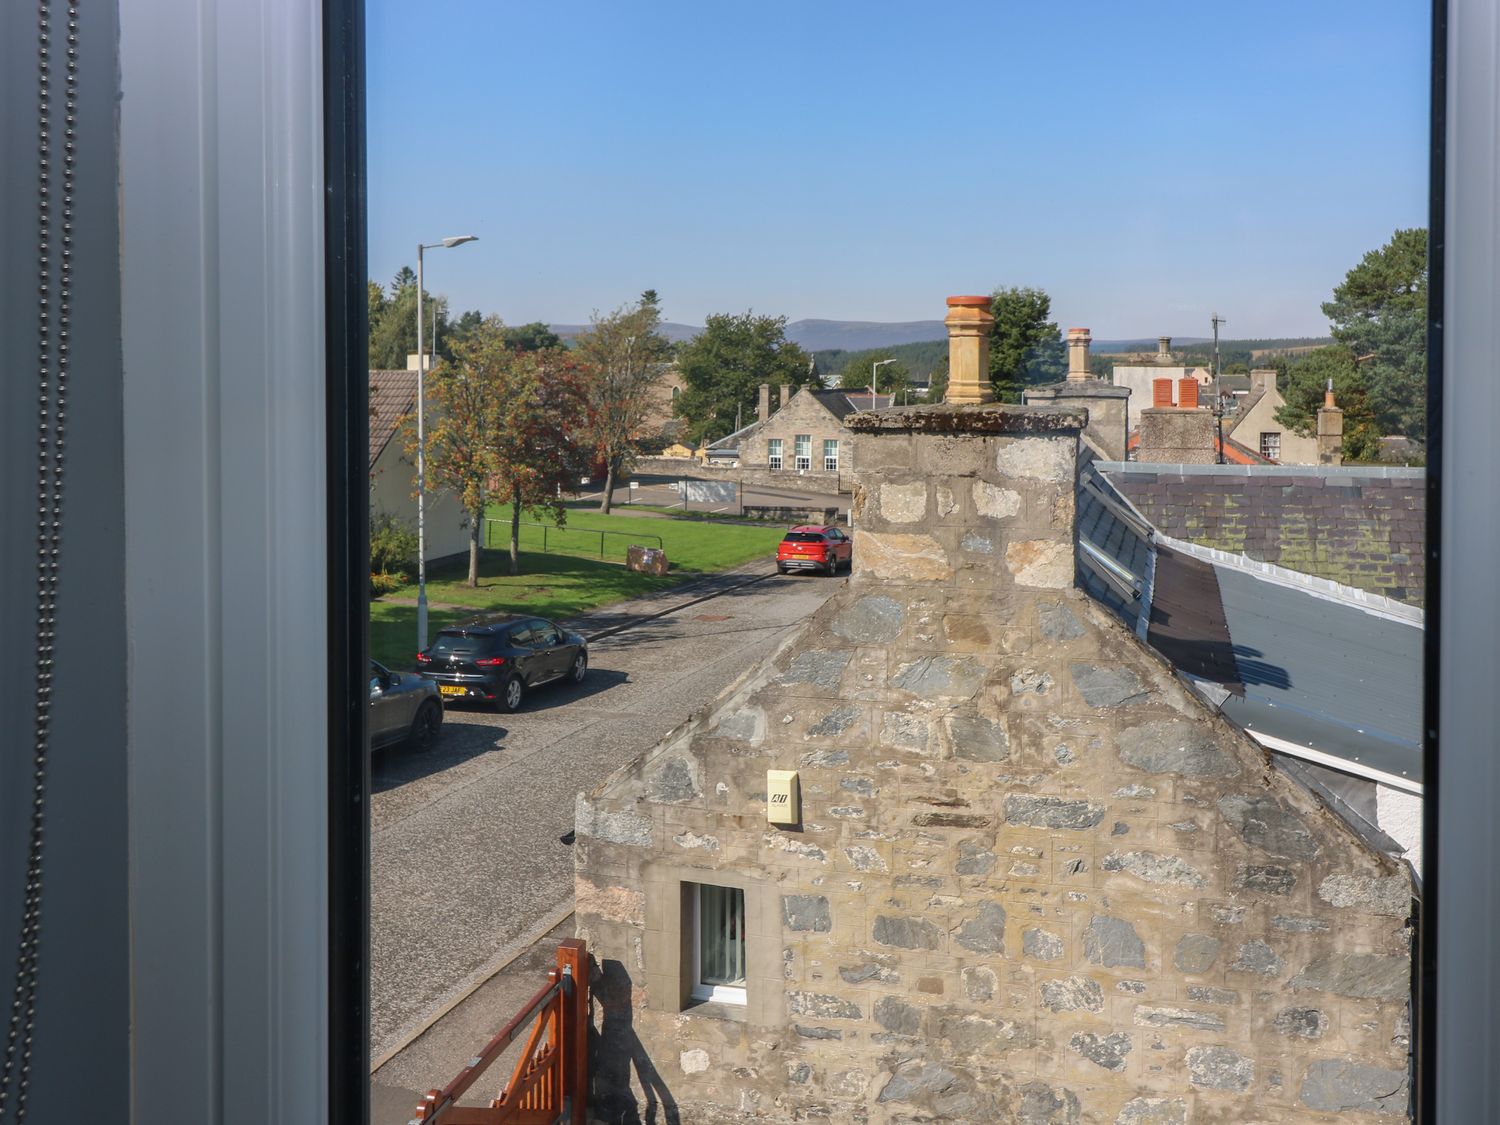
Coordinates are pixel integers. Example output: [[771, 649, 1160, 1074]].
[[367, 1, 1430, 339]]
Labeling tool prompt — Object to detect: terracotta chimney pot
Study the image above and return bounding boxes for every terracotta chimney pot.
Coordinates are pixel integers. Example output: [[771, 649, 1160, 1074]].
[[943, 296, 994, 405]]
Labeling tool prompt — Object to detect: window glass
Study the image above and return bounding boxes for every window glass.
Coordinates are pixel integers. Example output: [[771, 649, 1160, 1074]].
[[694, 884, 746, 1003], [794, 434, 811, 470], [768, 437, 783, 470], [430, 632, 489, 657]]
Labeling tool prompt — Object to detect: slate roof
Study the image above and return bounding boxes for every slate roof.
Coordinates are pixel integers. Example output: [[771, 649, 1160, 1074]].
[[369, 369, 418, 469], [1100, 462, 1426, 606], [1076, 465, 1424, 801]]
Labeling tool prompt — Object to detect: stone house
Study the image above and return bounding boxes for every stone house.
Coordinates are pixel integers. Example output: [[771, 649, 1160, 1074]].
[[368, 370, 470, 565], [575, 321, 1413, 1122], [730, 385, 893, 492], [1226, 370, 1318, 465]]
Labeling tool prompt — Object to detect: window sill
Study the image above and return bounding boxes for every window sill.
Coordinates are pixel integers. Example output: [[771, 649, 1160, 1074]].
[[683, 997, 748, 1023]]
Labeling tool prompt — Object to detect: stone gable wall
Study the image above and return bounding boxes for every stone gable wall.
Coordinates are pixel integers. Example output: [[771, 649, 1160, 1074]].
[[576, 406, 1411, 1124], [739, 390, 855, 490]]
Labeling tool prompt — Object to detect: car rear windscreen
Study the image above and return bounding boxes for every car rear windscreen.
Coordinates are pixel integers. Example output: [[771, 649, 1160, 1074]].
[[782, 532, 824, 543], [430, 631, 500, 656]]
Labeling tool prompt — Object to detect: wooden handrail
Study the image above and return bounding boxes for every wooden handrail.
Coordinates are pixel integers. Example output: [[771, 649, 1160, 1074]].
[[412, 939, 588, 1125]]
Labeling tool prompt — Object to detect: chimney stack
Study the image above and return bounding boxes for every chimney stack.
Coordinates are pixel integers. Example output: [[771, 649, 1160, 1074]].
[[1317, 379, 1344, 465], [781, 383, 794, 410], [1156, 336, 1172, 364], [758, 383, 770, 423], [943, 296, 994, 405], [1066, 327, 1092, 382]]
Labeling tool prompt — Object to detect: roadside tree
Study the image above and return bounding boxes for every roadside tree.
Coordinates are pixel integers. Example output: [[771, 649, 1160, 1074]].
[[838, 357, 911, 399], [1321, 227, 1427, 440], [488, 346, 592, 575], [988, 286, 1063, 401], [369, 268, 450, 370], [572, 291, 674, 513], [1274, 345, 1383, 461], [675, 311, 813, 443], [410, 318, 505, 586]]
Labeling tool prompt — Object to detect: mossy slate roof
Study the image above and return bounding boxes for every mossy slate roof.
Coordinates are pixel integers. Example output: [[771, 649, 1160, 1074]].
[[1104, 464, 1426, 607]]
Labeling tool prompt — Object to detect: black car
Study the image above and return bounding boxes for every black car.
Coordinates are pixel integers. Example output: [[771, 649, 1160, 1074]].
[[416, 614, 588, 712], [369, 659, 443, 753]]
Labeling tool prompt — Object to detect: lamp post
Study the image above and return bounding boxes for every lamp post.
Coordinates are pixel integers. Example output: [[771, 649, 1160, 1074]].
[[415, 234, 478, 654], [872, 358, 897, 398]]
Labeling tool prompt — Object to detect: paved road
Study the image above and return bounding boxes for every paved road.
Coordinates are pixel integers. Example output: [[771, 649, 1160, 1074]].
[[369, 562, 839, 1059]]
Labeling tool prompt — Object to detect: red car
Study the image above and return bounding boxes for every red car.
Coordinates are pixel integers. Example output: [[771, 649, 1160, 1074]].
[[776, 525, 852, 576]]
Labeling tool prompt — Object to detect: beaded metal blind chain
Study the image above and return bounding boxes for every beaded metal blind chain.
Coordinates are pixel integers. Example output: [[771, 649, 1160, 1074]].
[[1, 1, 75, 1120]]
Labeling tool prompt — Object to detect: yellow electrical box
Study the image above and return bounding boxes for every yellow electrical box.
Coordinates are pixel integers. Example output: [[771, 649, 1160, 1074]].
[[766, 769, 801, 825]]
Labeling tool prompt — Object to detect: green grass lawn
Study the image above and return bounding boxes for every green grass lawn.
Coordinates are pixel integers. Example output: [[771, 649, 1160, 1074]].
[[370, 507, 782, 670]]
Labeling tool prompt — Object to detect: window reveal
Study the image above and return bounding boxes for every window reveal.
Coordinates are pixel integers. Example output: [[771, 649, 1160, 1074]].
[[693, 883, 747, 1005]]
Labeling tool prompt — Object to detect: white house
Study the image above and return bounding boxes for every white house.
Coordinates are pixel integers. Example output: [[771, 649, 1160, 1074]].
[[369, 369, 472, 564]]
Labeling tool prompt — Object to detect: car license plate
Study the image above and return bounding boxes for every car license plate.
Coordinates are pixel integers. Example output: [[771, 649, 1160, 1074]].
[[439, 685, 464, 696]]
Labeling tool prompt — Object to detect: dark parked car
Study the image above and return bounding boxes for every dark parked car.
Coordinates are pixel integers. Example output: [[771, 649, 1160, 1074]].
[[369, 659, 443, 753], [416, 614, 588, 712], [776, 525, 852, 576]]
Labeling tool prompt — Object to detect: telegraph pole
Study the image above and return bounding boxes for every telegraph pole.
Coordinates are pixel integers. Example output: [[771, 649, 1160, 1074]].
[[1211, 312, 1228, 464]]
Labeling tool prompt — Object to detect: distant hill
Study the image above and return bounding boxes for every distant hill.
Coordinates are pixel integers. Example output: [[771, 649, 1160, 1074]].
[[549, 317, 948, 351]]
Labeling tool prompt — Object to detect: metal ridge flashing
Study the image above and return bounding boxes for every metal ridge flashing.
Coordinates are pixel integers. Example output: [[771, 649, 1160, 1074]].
[[1094, 460, 1426, 480], [1155, 532, 1425, 626]]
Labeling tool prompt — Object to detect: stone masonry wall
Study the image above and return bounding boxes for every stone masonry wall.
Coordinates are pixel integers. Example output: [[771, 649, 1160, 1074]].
[[575, 404, 1412, 1124]]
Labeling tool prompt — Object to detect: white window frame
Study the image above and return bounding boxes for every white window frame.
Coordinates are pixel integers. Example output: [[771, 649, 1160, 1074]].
[[767, 438, 783, 470], [794, 433, 812, 471], [690, 883, 747, 1006], [1260, 431, 1281, 460], [823, 438, 839, 471]]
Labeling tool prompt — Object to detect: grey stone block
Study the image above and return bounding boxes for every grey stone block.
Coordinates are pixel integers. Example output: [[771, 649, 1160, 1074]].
[[1317, 873, 1409, 916], [954, 901, 1007, 954], [872, 995, 923, 1035], [892, 654, 986, 698], [1101, 851, 1206, 887], [1115, 1097, 1187, 1125], [1005, 794, 1105, 830], [955, 840, 997, 875], [1084, 915, 1146, 968], [947, 713, 1010, 761], [1173, 933, 1220, 973], [806, 704, 860, 736], [782, 894, 832, 933], [1236, 863, 1297, 895], [792, 1024, 843, 1041], [830, 595, 904, 644], [787, 991, 861, 1020], [642, 756, 699, 803], [1217, 794, 1321, 860], [781, 649, 852, 691], [873, 914, 942, 950], [1300, 1059, 1409, 1114], [1290, 953, 1409, 1000], [1070, 1031, 1132, 1071], [1038, 601, 1085, 642], [1186, 1044, 1254, 1092], [1273, 1007, 1328, 1040], [1187, 987, 1238, 1005], [1231, 939, 1285, 976], [1015, 1080, 1081, 1124], [1133, 1006, 1226, 1032], [1022, 928, 1064, 961], [1040, 975, 1104, 1013], [1116, 719, 1238, 777], [1070, 663, 1149, 708], [799, 747, 849, 768]]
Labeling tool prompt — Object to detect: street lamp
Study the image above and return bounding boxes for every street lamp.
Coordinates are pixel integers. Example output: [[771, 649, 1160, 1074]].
[[416, 234, 478, 653], [872, 358, 897, 397]]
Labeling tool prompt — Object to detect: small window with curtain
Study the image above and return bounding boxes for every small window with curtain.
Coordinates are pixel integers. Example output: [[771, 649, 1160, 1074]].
[[767, 438, 783, 470], [794, 434, 812, 470], [692, 883, 747, 1005], [823, 439, 839, 471]]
